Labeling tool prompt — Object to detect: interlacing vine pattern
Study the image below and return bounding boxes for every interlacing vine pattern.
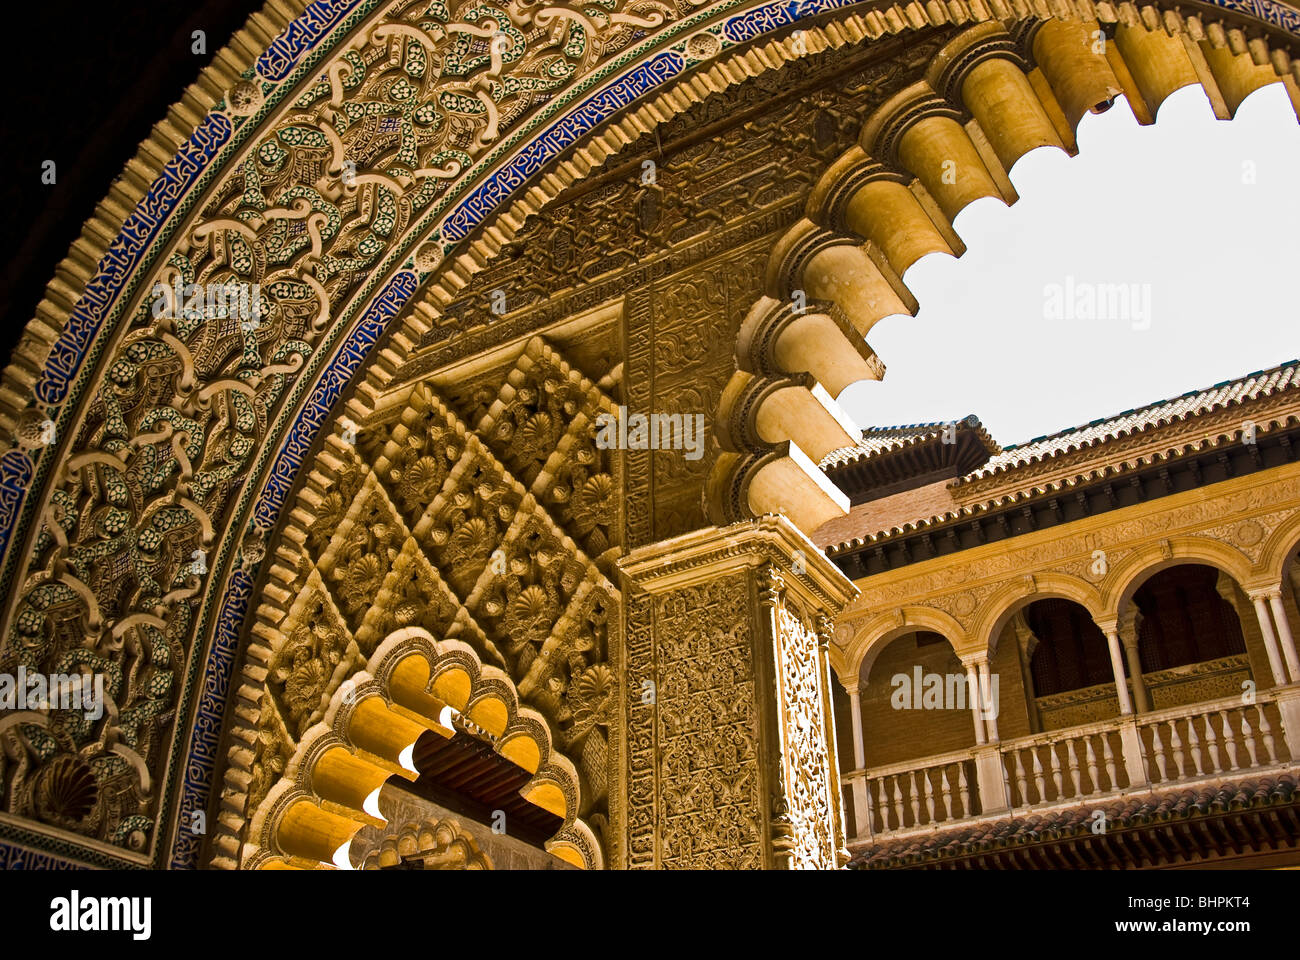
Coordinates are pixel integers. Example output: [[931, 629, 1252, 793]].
[[775, 601, 835, 868], [0, 0, 687, 855], [3, 0, 1300, 868]]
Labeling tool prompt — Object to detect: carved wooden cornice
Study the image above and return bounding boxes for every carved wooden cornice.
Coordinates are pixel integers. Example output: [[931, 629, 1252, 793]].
[[828, 415, 1300, 563], [952, 380, 1300, 504]]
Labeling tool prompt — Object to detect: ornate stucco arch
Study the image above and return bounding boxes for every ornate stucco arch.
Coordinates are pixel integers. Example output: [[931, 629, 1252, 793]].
[[245, 627, 600, 870], [1, 0, 1299, 870], [1102, 533, 1256, 612], [971, 570, 1105, 654], [841, 605, 967, 683], [706, 5, 1300, 533]]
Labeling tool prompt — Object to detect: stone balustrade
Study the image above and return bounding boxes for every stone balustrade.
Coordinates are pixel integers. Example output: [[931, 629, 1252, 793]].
[[845, 687, 1300, 842]]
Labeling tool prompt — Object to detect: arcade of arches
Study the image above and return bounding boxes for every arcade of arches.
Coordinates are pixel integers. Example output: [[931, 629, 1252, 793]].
[[1, 0, 1299, 870]]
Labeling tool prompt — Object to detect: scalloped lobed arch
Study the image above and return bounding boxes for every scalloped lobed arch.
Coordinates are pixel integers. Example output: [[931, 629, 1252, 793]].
[[0, 0, 1299, 870], [356, 815, 491, 870], [706, 7, 1300, 534], [244, 628, 601, 870]]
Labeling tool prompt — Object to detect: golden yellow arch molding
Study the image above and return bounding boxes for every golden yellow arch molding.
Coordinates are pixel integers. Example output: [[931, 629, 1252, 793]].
[[1257, 508, 1300, 583], [2, 0, 1300, 871], [706, 11, 1300, 534], [1101, 533, 1257, 610], [841, 605, 969, 682], [244, 628, 600, 870], [971, 569, 1107, 653]]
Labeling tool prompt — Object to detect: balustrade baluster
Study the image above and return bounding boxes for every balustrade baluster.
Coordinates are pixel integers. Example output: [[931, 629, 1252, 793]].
[[1066, 739, 1083, 796], [1187, 718, 1204, 776], [958, 763, 971, 816], [876, 778, 891, 832], [908, 770, 921, 824], [940, 766, 954, 819], [1256, 706, 1277, 763], [1084, 736, 1101, 795], [921, 768, 936, 823], [1240, 710, 1258, 767], [1219, 710, 1239, 771], [1031, 747, 1046, 803], [883, 775, 904, 827], [1168, 720, 1185, 779], [1149, 723, 1168, 782], [1203, 715, 1220, 773], [1013, 749, 1029, 807], [1101, 733, 1118, 789], [1049, 741, 1064, 799]]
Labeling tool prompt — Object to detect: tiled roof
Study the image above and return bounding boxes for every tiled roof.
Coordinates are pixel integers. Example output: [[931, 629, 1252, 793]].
[[823, 359, 1300, 554], [847, 774, 1299, 869], [818, 416, 999, 471], [960, 360, 1300, 483]]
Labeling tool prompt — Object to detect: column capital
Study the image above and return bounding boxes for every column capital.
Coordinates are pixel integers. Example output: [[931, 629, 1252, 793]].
[[957, 651, 989, 669], [1246, 585, 1284, 603], [618, 513, 858, 616], [1093, 617, 1119, 635]]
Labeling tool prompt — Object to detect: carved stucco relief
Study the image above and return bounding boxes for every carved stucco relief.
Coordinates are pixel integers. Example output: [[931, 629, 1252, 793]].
[[774, 598, 836, 869], [228, 335, 622, 864], [653, 572, 762, 869]]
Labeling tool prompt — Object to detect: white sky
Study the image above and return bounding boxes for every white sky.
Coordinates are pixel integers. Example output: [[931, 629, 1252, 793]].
[[837, 83, 1300, 448]]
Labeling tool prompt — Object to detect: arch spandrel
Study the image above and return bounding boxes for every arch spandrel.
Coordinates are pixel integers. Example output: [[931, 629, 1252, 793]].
[[842, 605, 968, 681], [1, 0, 1299, 870], [1102, 535, 1257, 612], [1256, 508, 1300, 584]]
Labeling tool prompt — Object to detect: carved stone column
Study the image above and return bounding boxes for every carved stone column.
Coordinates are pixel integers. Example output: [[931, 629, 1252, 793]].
[[977, 657, 999, 742], [1096, 619, 1135, 716], [958, 652, 1008, 815], [1118, 606, 1151, 713], [842, 680, 872, 839], [958, 657, 986, 745], [1096, 617, 1148, 787], [1266, 589, 1300, 683], [1247, 589, 1292, 686], [618, 515, 857, 869]]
